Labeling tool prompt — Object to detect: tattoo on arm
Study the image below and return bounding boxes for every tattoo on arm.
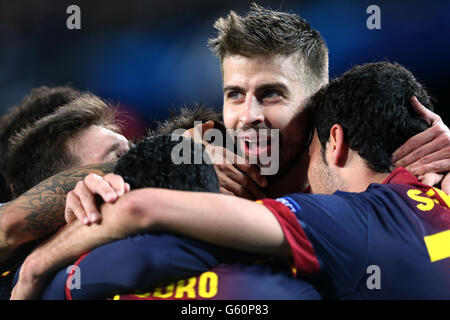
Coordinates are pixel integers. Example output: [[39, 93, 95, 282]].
[[13, 162, 116, 238]]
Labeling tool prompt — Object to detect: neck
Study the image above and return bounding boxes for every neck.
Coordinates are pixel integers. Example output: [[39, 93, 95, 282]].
[[265, 150, 310, 198], [339, 163, 390, 193]]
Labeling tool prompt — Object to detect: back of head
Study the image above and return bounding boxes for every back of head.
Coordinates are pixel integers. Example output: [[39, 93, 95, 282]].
[[149, 104, 226, 137], [208, 3, 329, 96], [6, 93, 119, 197], [312, 61, 432, 173], [0, 86, 81, 200], [114, 134, 219, 193]]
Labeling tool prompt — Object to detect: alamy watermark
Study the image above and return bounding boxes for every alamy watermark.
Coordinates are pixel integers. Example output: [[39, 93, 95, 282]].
[[66, 265, 81, 290], [366, 265, 381, 290], [66, 5, 81, 30], [366, 5, 381, 30]]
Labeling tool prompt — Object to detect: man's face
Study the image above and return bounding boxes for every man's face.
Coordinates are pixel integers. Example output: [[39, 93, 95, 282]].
[[68, 125, 130, 165], [222, 55, 311, 174], [307, 129, 340, 194]]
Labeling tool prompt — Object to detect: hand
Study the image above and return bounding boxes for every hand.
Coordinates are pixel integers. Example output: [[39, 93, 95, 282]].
[[182, 120, 215, 144], [65, 173, 130, 225], [10, 253, 49, 300], [207, 145, 267, 200], [419, 172, 450, 195], [392, 96, 450, 176], [184, 121, 267, 200]]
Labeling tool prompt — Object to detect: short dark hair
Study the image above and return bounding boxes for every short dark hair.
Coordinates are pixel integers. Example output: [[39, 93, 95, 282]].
[[114, 134, 219, 192], [149, 104, 226, 137], [312, 62, 432, 173], [0, 86, 81, 200], [6, 93, 119, 197], [208, 3, 329, 95]]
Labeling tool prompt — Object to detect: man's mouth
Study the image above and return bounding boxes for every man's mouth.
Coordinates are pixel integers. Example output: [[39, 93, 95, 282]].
[[239, 133, 272, 157]]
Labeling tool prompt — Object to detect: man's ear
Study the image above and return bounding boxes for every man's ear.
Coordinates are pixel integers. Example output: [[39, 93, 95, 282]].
[[329, 124, 349, 167]]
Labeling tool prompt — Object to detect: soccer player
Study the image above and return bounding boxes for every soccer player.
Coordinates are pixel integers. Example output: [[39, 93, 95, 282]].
[[5, 93, 129, 198], [0, 93, 129, 299], [0, 86, 82, 299], [0, 86, 81, 202], [12, 62, 450, 299], [194, 4, 450, 200]]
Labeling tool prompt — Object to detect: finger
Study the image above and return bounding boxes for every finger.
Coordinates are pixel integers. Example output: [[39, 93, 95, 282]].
[[217, 172, 256, 200], [217, 166, 266, 199], [103, 173, 126, 196], [65, 191, 90, 225], [219, 186, 234, 196], [229, 149, 268, 187], [234, 162, 267, 188], [394, 138, 447, 168], [209, 145, 267, 188], [408, 159, 450, 176], [418, 173, 444, 187], [76, 181, 102, 223], [186, 121, 215, 142], [201, 120, 215, 133], [223, 166, 266, 199], [125, 183, 131, 193], [83, 173, 118, 203], [392, 128, 437, 163], [406, 147, 450, 173], [411, 96, 442, 126]]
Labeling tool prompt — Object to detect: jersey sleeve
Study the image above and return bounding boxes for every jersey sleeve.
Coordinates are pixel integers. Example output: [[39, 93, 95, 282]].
[[40, 233, 248, 300], [260, 192, 370, 294]]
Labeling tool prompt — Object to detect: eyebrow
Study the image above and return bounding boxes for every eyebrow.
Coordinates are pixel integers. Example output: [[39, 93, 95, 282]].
[[102, 142, 121, 158], [223, 82, 289, 93], [223, 85, 244, 93], [255, 83, 289, 94]]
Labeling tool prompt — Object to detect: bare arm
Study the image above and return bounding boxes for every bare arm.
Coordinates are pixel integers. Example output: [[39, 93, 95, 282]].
[[11, 195, 137, 300], [11, 213, 119, 299], [0, 161, 116, 262], [11, 187, 290, 299], [120, 188, 291, 257]]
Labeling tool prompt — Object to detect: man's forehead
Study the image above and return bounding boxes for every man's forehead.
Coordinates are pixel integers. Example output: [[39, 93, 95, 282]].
[[222, 54, 302, 88]]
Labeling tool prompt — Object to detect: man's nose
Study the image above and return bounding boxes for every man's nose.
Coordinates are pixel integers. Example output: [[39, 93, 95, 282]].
[[239, 95, 264, 126]]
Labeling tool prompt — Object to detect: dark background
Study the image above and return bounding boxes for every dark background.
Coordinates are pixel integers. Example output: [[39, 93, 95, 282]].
[[0, 0, 449, 139]]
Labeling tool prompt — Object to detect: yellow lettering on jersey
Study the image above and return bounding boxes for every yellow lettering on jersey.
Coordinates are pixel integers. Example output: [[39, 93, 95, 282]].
[[174, 277, 197, 298], [425, 189, 440, 204], [133, 291, 151, 298], [430, 187, 450, 208], [424, 230, 450, 262], [407, 189, 435, 211], [152, 284, 175, 298], [198, 272, 218, 298]]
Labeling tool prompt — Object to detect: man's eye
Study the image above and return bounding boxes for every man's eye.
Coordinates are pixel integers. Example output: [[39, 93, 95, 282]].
[[227, 91, 243, 100], [263, 90, 281, 100], [114, 152, 126, 160]]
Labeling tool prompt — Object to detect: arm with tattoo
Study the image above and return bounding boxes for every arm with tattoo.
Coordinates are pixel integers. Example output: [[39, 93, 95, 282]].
[[0, 162, 116, 262]]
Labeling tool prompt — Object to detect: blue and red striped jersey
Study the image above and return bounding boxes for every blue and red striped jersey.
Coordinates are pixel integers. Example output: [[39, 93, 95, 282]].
[[260, 168, 450, 299], [37, 233, 327, 300]]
